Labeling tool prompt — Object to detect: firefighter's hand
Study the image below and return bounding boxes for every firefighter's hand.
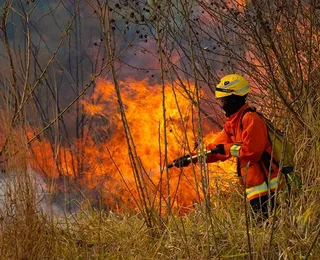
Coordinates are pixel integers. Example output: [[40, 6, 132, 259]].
[[173, 155, 191, 168], [211, 144, 225, 155]]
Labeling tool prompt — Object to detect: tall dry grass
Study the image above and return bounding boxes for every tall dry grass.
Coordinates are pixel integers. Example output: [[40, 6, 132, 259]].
[[0, 129, 319, 259], [0, 0, 320, 259]]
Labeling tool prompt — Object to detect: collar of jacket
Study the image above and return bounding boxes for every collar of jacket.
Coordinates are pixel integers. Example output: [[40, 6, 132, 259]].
[[226, 103, 249, 121], [224, 104, 250, 134]]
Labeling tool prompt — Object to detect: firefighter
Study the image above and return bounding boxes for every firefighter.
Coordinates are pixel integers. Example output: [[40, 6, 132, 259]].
[[173, 74, 282, 223]]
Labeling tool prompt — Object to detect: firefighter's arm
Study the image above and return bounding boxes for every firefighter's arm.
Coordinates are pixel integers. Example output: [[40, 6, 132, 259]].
[[206, 128, 233, 163], [223, 112, 268, 163], [172, 127, 233, 168]]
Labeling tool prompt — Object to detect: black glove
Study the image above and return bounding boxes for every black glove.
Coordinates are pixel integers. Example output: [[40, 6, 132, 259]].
[[173, 155, 191, 168], [211, 144, 225, 155]]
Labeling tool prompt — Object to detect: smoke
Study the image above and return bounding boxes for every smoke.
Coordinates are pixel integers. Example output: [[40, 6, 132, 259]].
[[0, 168, 79, 217], [0, 1, 231, 212]]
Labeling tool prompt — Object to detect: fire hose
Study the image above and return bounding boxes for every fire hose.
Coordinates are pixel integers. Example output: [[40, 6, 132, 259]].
[[166, 147, 220, 169]]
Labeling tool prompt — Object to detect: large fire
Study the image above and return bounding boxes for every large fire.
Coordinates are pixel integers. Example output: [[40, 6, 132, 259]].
[[29, 78, 236, 213]]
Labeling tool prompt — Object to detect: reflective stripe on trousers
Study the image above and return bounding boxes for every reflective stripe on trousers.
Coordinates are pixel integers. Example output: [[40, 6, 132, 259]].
[[246, 176, 279, 201]]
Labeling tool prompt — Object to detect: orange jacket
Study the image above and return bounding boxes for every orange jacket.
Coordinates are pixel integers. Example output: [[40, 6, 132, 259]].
[[206, 104, 281, 200]]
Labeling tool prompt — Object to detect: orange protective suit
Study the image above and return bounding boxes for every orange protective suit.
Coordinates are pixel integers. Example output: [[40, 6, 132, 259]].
[[206, 104, 282, 201]]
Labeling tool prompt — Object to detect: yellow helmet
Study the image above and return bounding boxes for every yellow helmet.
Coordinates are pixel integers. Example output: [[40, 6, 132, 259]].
[[215, 74, 250, 99]]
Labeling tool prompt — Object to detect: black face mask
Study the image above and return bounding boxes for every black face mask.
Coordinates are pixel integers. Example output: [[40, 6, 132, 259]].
[[220, 95, 246, 117]]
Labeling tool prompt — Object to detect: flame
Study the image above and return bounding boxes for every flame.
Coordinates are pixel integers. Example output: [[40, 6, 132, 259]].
[[29, 78, 236, 213]]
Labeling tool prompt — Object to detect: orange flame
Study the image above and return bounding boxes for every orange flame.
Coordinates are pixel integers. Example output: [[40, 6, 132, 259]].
[[29, 78, 236, 213]]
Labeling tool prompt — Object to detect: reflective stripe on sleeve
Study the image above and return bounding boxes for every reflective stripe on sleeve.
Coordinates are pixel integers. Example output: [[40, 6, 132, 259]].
[[230, 144, 241, 157]]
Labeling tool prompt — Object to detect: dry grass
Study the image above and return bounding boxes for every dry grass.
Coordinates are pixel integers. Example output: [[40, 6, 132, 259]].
[[0, 0, 319, 259], [0, 155, 319, 260], [0, 111, 319, 260]]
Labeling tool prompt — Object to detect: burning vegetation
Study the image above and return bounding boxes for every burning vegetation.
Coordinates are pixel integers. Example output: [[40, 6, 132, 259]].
[[0, 0, 320, 258], [29, 78, 236, 213]]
